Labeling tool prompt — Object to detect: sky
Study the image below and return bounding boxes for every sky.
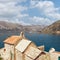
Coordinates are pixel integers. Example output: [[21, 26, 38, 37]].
[[0, 0, 60, 25]]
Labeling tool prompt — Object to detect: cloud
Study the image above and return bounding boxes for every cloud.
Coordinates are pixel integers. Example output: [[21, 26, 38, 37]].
[[16, 16, 53, 25], [0, 0, 28, 24], [30, 0, 60, 21], [0, 2, 27, 17], [31, 16, 54, 25], [0, 0, 60, 25], [0, 0, 26, 3]]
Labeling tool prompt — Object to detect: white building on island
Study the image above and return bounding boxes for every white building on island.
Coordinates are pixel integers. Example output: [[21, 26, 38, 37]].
[[0, 32, 60, 60]]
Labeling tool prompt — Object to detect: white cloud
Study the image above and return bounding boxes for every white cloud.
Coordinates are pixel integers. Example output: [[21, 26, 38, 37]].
[[17, 14, 29, 18], [19, 20, 31, 25], [17, 16, 53, 25], [0, 2, 27, 16], [0, 0, 60, 25], [30, 0, 60, 21], [31, 16, 53, 25], [0, 0, 26, 3], [0, 0, 28, 23]]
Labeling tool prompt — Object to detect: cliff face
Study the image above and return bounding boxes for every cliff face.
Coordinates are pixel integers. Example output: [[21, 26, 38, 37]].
[[42, 20, 60, 34]]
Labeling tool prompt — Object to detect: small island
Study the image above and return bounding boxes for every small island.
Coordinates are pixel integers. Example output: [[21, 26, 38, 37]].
[[0, 32, 60, 60]]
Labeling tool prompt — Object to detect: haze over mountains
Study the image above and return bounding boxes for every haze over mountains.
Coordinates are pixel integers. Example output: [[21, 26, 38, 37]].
[[0, 20, 60, 34], [0, 21, 44, 33]]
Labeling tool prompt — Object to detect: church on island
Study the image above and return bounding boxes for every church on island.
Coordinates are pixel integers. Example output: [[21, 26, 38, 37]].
[[0, 32, 60, 60]]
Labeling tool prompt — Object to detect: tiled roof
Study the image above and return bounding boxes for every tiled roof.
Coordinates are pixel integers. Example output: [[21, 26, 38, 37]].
[[25, 47, 41, 60], [15, 39, 31, 53], [4, 36, 22, 45]]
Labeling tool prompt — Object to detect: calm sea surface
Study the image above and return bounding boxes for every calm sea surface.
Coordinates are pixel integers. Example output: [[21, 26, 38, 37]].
[[0, 32, 60, 51]]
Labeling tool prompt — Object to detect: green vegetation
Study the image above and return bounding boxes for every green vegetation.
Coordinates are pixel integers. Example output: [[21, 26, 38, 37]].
[[58, 57, 60, 60], [0, 57, 3, 60], [10, 51, 14, 60], [0, 54, 3, 60]]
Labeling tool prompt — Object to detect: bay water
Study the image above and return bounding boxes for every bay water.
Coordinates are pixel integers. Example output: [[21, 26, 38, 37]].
[[0, 32, 60, 51]]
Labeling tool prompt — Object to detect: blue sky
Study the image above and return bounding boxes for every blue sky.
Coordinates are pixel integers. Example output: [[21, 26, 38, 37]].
[[0, 0, 60, 25]]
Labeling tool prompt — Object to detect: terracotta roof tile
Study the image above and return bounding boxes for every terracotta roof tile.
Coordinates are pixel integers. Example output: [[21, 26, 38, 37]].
[[4, 36, 22, 45]]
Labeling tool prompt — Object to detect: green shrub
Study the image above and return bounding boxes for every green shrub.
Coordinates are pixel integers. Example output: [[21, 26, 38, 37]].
[[0, 57, 3, 60]]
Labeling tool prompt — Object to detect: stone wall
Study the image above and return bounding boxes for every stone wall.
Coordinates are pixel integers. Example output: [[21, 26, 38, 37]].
[[50, 52, 60, 60], [0, 44, 14, 60], [16, 50, 23, 60]]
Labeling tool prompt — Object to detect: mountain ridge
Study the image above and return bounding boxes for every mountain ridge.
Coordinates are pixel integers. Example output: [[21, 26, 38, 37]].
[[42, 20, 60, 34], [0, 20, 60, 34], [0, 21, 44, 33]]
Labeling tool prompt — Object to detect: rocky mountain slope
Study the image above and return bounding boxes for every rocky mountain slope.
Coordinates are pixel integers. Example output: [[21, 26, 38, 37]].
[[0, 21, 44, 33], [0, 20, 60, 34], [42, 20, 60, 34], [0, 21, 23, 32]]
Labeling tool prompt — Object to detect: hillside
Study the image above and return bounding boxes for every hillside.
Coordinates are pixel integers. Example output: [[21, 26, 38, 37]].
[[0, 21, 23, 33], [23, 25, 45, 33], [0, 21, 44, 33], [42, 20, 60, 34]]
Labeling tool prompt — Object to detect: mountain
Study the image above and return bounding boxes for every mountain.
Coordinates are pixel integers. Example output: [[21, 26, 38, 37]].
[[42, 20, 60, 34], [0, 21, 23, 33], [23, 25, 44, 33], [0, 21, 23, 29], [0, 21, 44, 33]]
